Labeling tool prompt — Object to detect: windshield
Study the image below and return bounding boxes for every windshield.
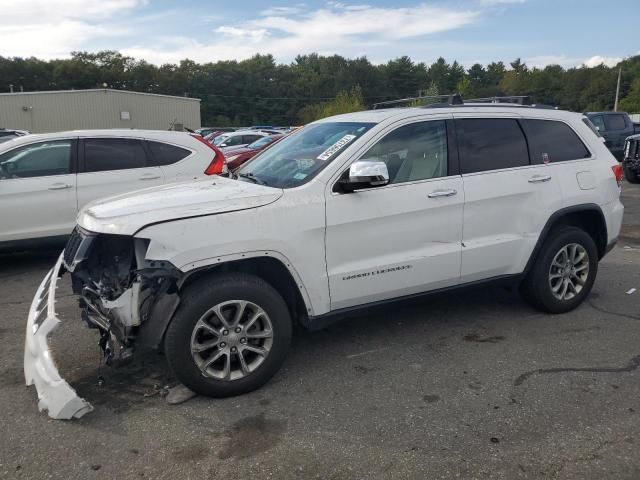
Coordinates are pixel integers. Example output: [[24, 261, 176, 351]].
[[235, 122, 374, 188]]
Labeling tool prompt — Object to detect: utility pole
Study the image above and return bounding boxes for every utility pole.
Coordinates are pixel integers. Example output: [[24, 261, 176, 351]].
[[614, 67, 622, 112]]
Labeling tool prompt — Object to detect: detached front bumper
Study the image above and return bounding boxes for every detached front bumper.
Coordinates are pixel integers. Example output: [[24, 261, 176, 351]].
[[24, 253, 93, 419]]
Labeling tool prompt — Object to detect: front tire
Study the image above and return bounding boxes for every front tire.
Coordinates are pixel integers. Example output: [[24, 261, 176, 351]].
[[521, 226, 598, 313], [164, 272, 292, 397]]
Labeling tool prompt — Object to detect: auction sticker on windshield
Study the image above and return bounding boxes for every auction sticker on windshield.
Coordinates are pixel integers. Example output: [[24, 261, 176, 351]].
[[317, 134, 356, 161]]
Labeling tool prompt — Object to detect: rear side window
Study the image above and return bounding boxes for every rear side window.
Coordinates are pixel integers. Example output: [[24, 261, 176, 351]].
[[84, 138, 147, 172], [242, 135, 263, 144], [147, 141, 191, 166], [456, 119, 529, 174], [604, 114, 627, 131], [520, 119, 591, 163], [225, 136, 245, 146], [0, 140, 72, 179]]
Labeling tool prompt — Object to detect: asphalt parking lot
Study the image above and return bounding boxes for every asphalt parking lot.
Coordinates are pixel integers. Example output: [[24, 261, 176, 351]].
[[1, 185, 639, 480]]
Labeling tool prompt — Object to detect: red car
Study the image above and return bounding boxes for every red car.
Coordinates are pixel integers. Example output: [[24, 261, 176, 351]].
[[224, 134, 284, 170]]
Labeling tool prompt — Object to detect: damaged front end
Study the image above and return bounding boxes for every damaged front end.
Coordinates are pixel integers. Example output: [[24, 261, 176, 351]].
[[24, 227, 183, 419]]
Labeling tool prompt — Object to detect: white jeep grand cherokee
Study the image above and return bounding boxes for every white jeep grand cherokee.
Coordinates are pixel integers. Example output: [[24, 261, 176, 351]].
[[25, 104, 624, 418]]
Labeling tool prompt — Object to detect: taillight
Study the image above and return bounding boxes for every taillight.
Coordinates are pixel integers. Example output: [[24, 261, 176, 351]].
[[611, 164, 623, 187], [190, 133, 226, 175]]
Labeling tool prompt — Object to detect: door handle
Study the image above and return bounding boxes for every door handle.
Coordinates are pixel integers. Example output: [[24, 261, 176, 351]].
[[528, 175, 552, 183], [139, 174, 161, 180], [428, 189, 457, 198], [48, 183, 72, 190]]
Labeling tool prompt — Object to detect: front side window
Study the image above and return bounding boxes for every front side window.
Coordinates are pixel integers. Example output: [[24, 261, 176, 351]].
[[604, 114, 627, 131], [457, 118, 529, 174], [359, 120, 448, 184], [0, 140, 71, 179], [224, 135, 245, 147], [520, 119, 591, 163], [84, 138, 147, 172], [147, 140, 191, 166], [236, 122, 374, 188], [213, 135, 229, 146], [590, 115, 605, 131]]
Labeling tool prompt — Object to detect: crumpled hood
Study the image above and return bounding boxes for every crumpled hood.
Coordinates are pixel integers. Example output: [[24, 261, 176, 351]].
[[77, 176, 283, 236]]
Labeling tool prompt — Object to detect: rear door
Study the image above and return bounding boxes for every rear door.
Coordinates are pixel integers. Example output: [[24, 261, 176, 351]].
[[454, 115, 563, 282], [76, 137, 165, 209], [519, 117, 593, 207], [0, 138, 77, 242]]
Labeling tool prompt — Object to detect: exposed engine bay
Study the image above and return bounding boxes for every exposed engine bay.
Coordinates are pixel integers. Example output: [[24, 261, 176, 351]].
[[66, 228, 183, 366]]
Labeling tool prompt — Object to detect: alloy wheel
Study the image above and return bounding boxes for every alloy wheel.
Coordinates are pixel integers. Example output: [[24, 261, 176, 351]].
[[548, 243, 590, 301], [190, 300, 274, 381]]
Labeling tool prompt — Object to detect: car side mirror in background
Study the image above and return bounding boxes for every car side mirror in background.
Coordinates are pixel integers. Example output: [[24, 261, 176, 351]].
[[338, 160, 390, 193], [220, 143, 228, 148]]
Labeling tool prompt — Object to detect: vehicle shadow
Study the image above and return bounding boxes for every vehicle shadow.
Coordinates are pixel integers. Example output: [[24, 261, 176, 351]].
[[0, 248, 62, 277]]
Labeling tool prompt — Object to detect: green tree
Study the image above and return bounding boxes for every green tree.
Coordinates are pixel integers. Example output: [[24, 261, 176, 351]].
[[620, 78, 640, 113], [1, 51, 639, 124], [299, 85, 365, 123]]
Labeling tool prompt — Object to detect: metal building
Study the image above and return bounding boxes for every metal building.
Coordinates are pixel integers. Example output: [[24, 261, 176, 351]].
[[0, 89, 201, 133]]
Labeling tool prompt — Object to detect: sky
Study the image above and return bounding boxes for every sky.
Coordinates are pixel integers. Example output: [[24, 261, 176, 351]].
[[0, 0, 638, 68]]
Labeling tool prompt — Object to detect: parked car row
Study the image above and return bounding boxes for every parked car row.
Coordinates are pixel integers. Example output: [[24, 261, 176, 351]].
[[584, 111, 640, 160], [0, 127, 29, 143], [0, 129, 225, 247], [223, 134, 284, 170], [623, 134, 640, 183]]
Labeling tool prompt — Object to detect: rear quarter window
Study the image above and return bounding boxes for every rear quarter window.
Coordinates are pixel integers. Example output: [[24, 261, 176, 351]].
[[147, 141, 191, 166], [520, 119, 591, 164], [456, 118, 529, 174]]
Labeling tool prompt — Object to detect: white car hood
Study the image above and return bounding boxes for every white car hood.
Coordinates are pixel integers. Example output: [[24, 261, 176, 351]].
[[78, 176, 283, 236]]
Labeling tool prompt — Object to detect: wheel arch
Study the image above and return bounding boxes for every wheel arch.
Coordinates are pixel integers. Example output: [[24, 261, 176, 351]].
[[179, 253, 311, 320], [138, 252, 314, 350], [523, 203, 608, 277]]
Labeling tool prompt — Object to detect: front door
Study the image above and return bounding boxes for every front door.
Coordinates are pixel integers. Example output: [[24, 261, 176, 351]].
[[325, 119, 464, 310], [0, 139, 77, 242]]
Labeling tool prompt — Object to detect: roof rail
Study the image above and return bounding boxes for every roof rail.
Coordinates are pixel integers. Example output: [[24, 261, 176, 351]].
[[372, 94, 463, 110], [372, 93, 559, 111], [465, 95, 531, 105]]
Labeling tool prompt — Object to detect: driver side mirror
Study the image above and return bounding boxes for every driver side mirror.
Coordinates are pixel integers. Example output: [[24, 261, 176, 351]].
[[220, 143, 228, 148], [338, 160, 390, 193]]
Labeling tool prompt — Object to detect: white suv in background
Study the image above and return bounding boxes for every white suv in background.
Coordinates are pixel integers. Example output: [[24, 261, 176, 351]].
[[0, 130, 225, 247], [26, 104, 624, 418], [211, 130, 270, 148]]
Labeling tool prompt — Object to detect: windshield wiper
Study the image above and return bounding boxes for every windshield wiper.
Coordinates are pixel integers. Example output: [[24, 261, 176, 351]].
[[235, 172, 268, 186]]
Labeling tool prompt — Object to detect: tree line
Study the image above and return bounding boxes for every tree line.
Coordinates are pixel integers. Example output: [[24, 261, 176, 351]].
[[1, 51, 639, 126]]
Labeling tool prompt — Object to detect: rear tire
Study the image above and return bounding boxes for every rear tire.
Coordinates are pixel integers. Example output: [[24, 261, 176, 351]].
[[521, 226, 598, 313], [624, 164, 640, 184], [164, 272, 292, 398]]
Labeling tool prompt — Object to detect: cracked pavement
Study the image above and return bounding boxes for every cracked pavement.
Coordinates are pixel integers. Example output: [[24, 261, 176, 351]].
[[1, 184, 639, 479]]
